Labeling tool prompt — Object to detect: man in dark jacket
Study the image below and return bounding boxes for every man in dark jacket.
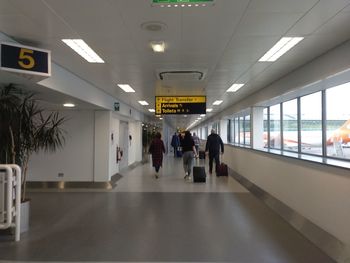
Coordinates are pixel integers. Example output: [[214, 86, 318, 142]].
[[205, 129, 224, 174]]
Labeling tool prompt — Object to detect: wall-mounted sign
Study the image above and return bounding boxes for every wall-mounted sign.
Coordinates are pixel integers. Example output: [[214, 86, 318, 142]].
[[114, 102, 120, 111], [0, 42, 51, 77], [155, 96, 206, 115]]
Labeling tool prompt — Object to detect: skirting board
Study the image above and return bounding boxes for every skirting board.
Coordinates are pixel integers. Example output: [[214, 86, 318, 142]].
[[26, 173, 122, 190], [229, 168, 349, 263]]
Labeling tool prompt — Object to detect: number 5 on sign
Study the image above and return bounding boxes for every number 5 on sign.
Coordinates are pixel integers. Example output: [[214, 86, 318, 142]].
[[18, 48, 35, 69], [1, 42, 51, 77]]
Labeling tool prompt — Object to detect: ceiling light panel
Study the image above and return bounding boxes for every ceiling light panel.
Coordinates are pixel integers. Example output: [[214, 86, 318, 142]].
[[213, 100, 223, 105], [259, 37, 304, 62], [138, 101, 149, 105], [62, 39, 104, 63], [206, 108, 213, 112], [226, 83, 244, 92], [63, 103, 75, 108], [117, 84, 135, 93], [148, 109, 155, 112]]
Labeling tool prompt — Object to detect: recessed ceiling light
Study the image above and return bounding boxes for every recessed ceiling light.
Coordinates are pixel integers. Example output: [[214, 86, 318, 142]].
[[62, 39, 104, 63], [206, 108, 213, 112], [63, 103, 75, 108], [138, 101, 149, 105], [148, 109, 155, 112], [150, 41, 165, 53], [227, 83, 245, 92], [117, 84, 135, 93], [213, 100, 223, 105], [259, 37, 304, 62]]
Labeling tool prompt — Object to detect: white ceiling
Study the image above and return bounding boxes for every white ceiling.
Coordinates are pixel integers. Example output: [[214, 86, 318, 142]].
[[1, 0, 350, 128]]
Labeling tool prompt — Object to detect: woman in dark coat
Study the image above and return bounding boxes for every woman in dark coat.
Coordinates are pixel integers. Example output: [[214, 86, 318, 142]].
[[148, 132, 166, 178]]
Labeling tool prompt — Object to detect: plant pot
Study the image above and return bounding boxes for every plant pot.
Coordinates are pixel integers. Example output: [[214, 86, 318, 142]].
[[20, 200, 30, 233]]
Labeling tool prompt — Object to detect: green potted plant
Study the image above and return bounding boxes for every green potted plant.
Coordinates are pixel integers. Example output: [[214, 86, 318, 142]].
[[0, 83, 66, 231]]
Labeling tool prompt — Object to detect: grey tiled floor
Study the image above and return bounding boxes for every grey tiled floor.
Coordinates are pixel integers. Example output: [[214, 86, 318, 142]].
[[0, 155, 335, 262]]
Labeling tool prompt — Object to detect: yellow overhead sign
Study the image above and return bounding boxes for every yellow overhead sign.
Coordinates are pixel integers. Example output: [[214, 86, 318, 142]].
[[155, 96, 206, 115], [156, 96, 206, 103]]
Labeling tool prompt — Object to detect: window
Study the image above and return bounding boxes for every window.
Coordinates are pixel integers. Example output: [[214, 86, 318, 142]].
[[244, 115, 251, 145], [300, 92, 322, 155], [269, 104, 281, 149], [283, 99, 298, 151], [239, 116, 244, 144], [263, 108, 268, 148], [234, 117, 239, 143], [326, 82, 350, 159], [227, 119, 232, 143]]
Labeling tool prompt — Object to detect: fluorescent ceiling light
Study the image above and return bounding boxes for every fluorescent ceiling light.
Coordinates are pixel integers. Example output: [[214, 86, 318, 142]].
[[259, 37, 304, 62], [200, 114, 206, 117], [138, 101, 149, 105], [117, 84, 135, 93], [213, 100, 223, 105], [148, 109, 155, 112], [150, 41, 165, 53], [226, 83, 244, 92], [206, 108, 213, 112], [63, 103, 75, 108], [62, 39, 104, 63]]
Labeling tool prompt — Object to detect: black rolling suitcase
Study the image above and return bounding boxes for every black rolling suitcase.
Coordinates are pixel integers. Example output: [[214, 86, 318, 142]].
[[193, 166, 206, 183], [199, 150, 205, 159], [216, 163, 228, 176]]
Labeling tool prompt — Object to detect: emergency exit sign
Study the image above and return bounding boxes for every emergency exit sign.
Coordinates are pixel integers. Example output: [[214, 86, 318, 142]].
[[153, 0, 213, 4]]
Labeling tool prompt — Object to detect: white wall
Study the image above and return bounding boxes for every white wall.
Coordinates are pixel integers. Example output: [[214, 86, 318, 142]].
[[29, 110, 95, 181], [94, 111, 111, 182], [128, 121, 142, 165], [223, 145, 350, 259], [109, 113, 120, 178]]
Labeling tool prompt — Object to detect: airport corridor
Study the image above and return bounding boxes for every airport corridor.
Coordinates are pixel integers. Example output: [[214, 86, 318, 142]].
[[0, 155, 334, 263]]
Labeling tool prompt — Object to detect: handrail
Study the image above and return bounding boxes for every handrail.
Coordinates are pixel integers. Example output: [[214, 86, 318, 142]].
[[0, 164, 21, 241], [0, 165, 12, 229]]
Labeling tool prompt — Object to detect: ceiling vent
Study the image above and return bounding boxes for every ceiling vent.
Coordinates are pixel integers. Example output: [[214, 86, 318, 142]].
[[156, 70, 206, 81]]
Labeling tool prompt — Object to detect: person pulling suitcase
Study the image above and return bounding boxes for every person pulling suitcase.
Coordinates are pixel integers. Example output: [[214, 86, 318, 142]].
[[205, 129, 224, 175]]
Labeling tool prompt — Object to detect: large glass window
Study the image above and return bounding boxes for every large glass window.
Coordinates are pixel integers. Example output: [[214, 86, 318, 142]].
[[269, 104, 281, 149], [234, 117, 239, 143], [239, 116, 244, 144], [326, 82, 350, 159], [300, 92, 322, 155], [244, 115, 251, 145], [263, 108, 268, 148], [227, 119, 232, 143], [283, 99, 298, 151]]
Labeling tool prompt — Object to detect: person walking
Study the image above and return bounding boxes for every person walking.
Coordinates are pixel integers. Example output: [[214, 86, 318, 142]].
[[171, 132, 180, 157], [192, 132, 200, 158], [181, 131, 197, 180], [205, 129, 224, 175], [149, 132, 166, 179]]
